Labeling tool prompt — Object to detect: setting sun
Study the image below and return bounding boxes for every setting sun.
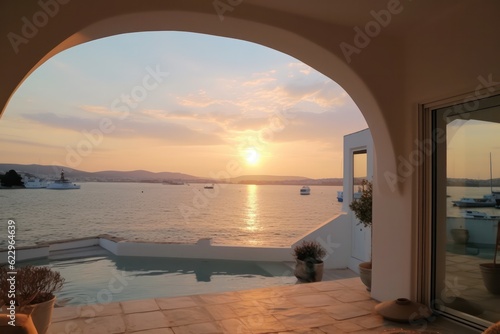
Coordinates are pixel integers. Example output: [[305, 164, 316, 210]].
[[244, 148, 260, 165]]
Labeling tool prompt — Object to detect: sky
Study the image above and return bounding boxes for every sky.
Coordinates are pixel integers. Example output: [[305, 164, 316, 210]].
[[0, 31, 369, 179], [447, 119, 500, 179]]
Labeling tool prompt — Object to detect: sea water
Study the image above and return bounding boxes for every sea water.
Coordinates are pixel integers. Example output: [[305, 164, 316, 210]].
[[0, 183, 343, 248]]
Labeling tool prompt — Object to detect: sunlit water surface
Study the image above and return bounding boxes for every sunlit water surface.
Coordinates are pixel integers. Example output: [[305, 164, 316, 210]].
[[0, 183, 343, 247]]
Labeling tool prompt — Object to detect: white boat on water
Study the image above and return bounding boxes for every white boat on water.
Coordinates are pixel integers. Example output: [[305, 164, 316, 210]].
[[337, 190, 362, 202], [461, 210, 500, 219], [46, 170, 80, 190], [300, 186, 310, 195], [453, 153, 500, 208], [452, 195, 497, 208], [23, 177, 48, 189]]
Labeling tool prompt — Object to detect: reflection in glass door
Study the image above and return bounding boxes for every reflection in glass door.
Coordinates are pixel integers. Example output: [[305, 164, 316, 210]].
[[353, 150, 367, 199], [431, 94, 500, 329], [352, 149, 369, 262]]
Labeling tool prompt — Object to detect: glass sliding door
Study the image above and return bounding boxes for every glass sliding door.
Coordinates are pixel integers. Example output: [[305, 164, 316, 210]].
[[430, 93, 500, 329]]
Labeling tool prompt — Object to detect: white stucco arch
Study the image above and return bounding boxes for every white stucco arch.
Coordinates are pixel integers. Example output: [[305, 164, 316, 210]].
[[1, 2, 424, 302]]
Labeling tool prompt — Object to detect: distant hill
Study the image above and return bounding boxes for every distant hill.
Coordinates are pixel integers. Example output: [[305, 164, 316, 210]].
[[231, 175, 310, 183], [0, 164, 200, 183], [231, 175, 343, 186], [447, 178, 500, 187], [0, 163, 344, 185], [5, 163, 500, 187]]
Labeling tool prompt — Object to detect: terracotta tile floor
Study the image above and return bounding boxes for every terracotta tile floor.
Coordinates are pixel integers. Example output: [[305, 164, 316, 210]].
[[445, 252, 500, 323], [47, 271, 479, 334]]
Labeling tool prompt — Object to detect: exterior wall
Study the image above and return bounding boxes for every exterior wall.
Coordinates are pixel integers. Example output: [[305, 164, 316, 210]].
[[342, 129, 374, 212], [292, 214, 351, 269], [106, 238, 293, 262], [0, 245, 49, 263], [371, 1, 500, 302], [0, 236, 293, 264], [342, 129, 374, 273], [47, 237, 100, 252]]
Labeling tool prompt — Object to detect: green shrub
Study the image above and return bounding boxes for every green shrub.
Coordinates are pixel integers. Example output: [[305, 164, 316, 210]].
[[0, 265, 65, 309], [293, 240, 326, 263], [349, 179, 372, 228]]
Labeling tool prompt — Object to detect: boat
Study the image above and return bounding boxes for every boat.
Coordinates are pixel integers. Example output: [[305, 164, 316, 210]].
[[337, 190, 362, 202], [204, 184, 214, 189], [162, 180, 184, 185], [300, 186, 310, 195], [46, 170, 80, 190], [493, 191, 500, 208], [23, 177, 48, 189], [452, 195, 496, 208], [452, 153, 500, 208], [462, 210, 500, 219]]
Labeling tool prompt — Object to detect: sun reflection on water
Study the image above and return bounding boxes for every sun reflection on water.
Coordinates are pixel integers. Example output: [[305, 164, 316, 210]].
[[244, 184, 262, 234]]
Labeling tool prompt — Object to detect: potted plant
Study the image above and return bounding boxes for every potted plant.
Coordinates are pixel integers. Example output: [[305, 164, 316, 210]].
[[479, 222, 500, 295], [349, 179, 373, 291], [450, 225, 469, 244], [293, 240, 326, 282], [0, 265, 65, 334]]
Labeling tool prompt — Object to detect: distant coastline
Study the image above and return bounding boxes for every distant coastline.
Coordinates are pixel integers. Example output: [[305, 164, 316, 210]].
[[447, 178, 500, 187], [0, 163, 343, 186], [1, 163, 499, 187]]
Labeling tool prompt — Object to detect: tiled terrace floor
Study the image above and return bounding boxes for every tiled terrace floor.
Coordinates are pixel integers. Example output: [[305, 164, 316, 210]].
[[445, 251, 500, 323], [47, 273, 477, 334]]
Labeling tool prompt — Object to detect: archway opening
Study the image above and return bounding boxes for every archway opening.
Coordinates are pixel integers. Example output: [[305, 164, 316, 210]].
[[0, 31, 368, 247]]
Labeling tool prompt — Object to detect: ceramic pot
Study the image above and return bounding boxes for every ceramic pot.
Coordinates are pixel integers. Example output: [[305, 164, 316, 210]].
[[359, 262, 372, 291], [479, 263, 500, 295], [21, 296, 56, 334], [294, 259, 324, 282], [375, 297, 432, 323], [0, 313, 37, 334], [450, 228, 469, 244]]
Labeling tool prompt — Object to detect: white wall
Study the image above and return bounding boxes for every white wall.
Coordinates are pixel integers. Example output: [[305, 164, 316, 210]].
[[292, 214, 351, 269], [1, 1, 500, 305], [0, 246, 49, 264], [105, 238, 293, 262], [0, 236, 294, 264], [342, 129, 373, 272]]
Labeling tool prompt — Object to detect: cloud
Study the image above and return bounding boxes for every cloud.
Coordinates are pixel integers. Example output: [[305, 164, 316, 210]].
[[242, 70, 277, 87], [261, 108, 366, 144], [22, 112, 98, 132], [0, 137, 63, 150], [176, 90, 227, 108], [287, 62, 311, 71], [79, 105, 126, 117], [115, 119, 226, 145], [17, 57, 357, 151], [20, 112, 225, 146]]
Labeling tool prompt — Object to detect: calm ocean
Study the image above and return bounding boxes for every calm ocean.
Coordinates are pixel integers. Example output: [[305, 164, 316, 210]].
[[0, 183, 343, 248]]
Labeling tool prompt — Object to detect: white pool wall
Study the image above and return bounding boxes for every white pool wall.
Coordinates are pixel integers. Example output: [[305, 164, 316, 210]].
[[1, 215, 347, 266]]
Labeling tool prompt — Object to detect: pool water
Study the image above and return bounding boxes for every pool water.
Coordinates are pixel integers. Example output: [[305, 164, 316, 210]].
[[26, 253, 296, 306]]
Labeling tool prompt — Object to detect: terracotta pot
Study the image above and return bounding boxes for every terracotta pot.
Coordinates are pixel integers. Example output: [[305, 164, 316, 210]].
[[21, 297, 56, 334], [294, 259, 324, 282], [359, 262, 372, 291], [479, 263, 500, 295], [450, 228, 469, 244], [0, 313, 37, 334], [375, 297, 432, 323]]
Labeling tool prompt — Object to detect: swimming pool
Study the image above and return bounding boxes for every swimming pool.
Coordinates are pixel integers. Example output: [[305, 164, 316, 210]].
[[27, 253, 296, 306]]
